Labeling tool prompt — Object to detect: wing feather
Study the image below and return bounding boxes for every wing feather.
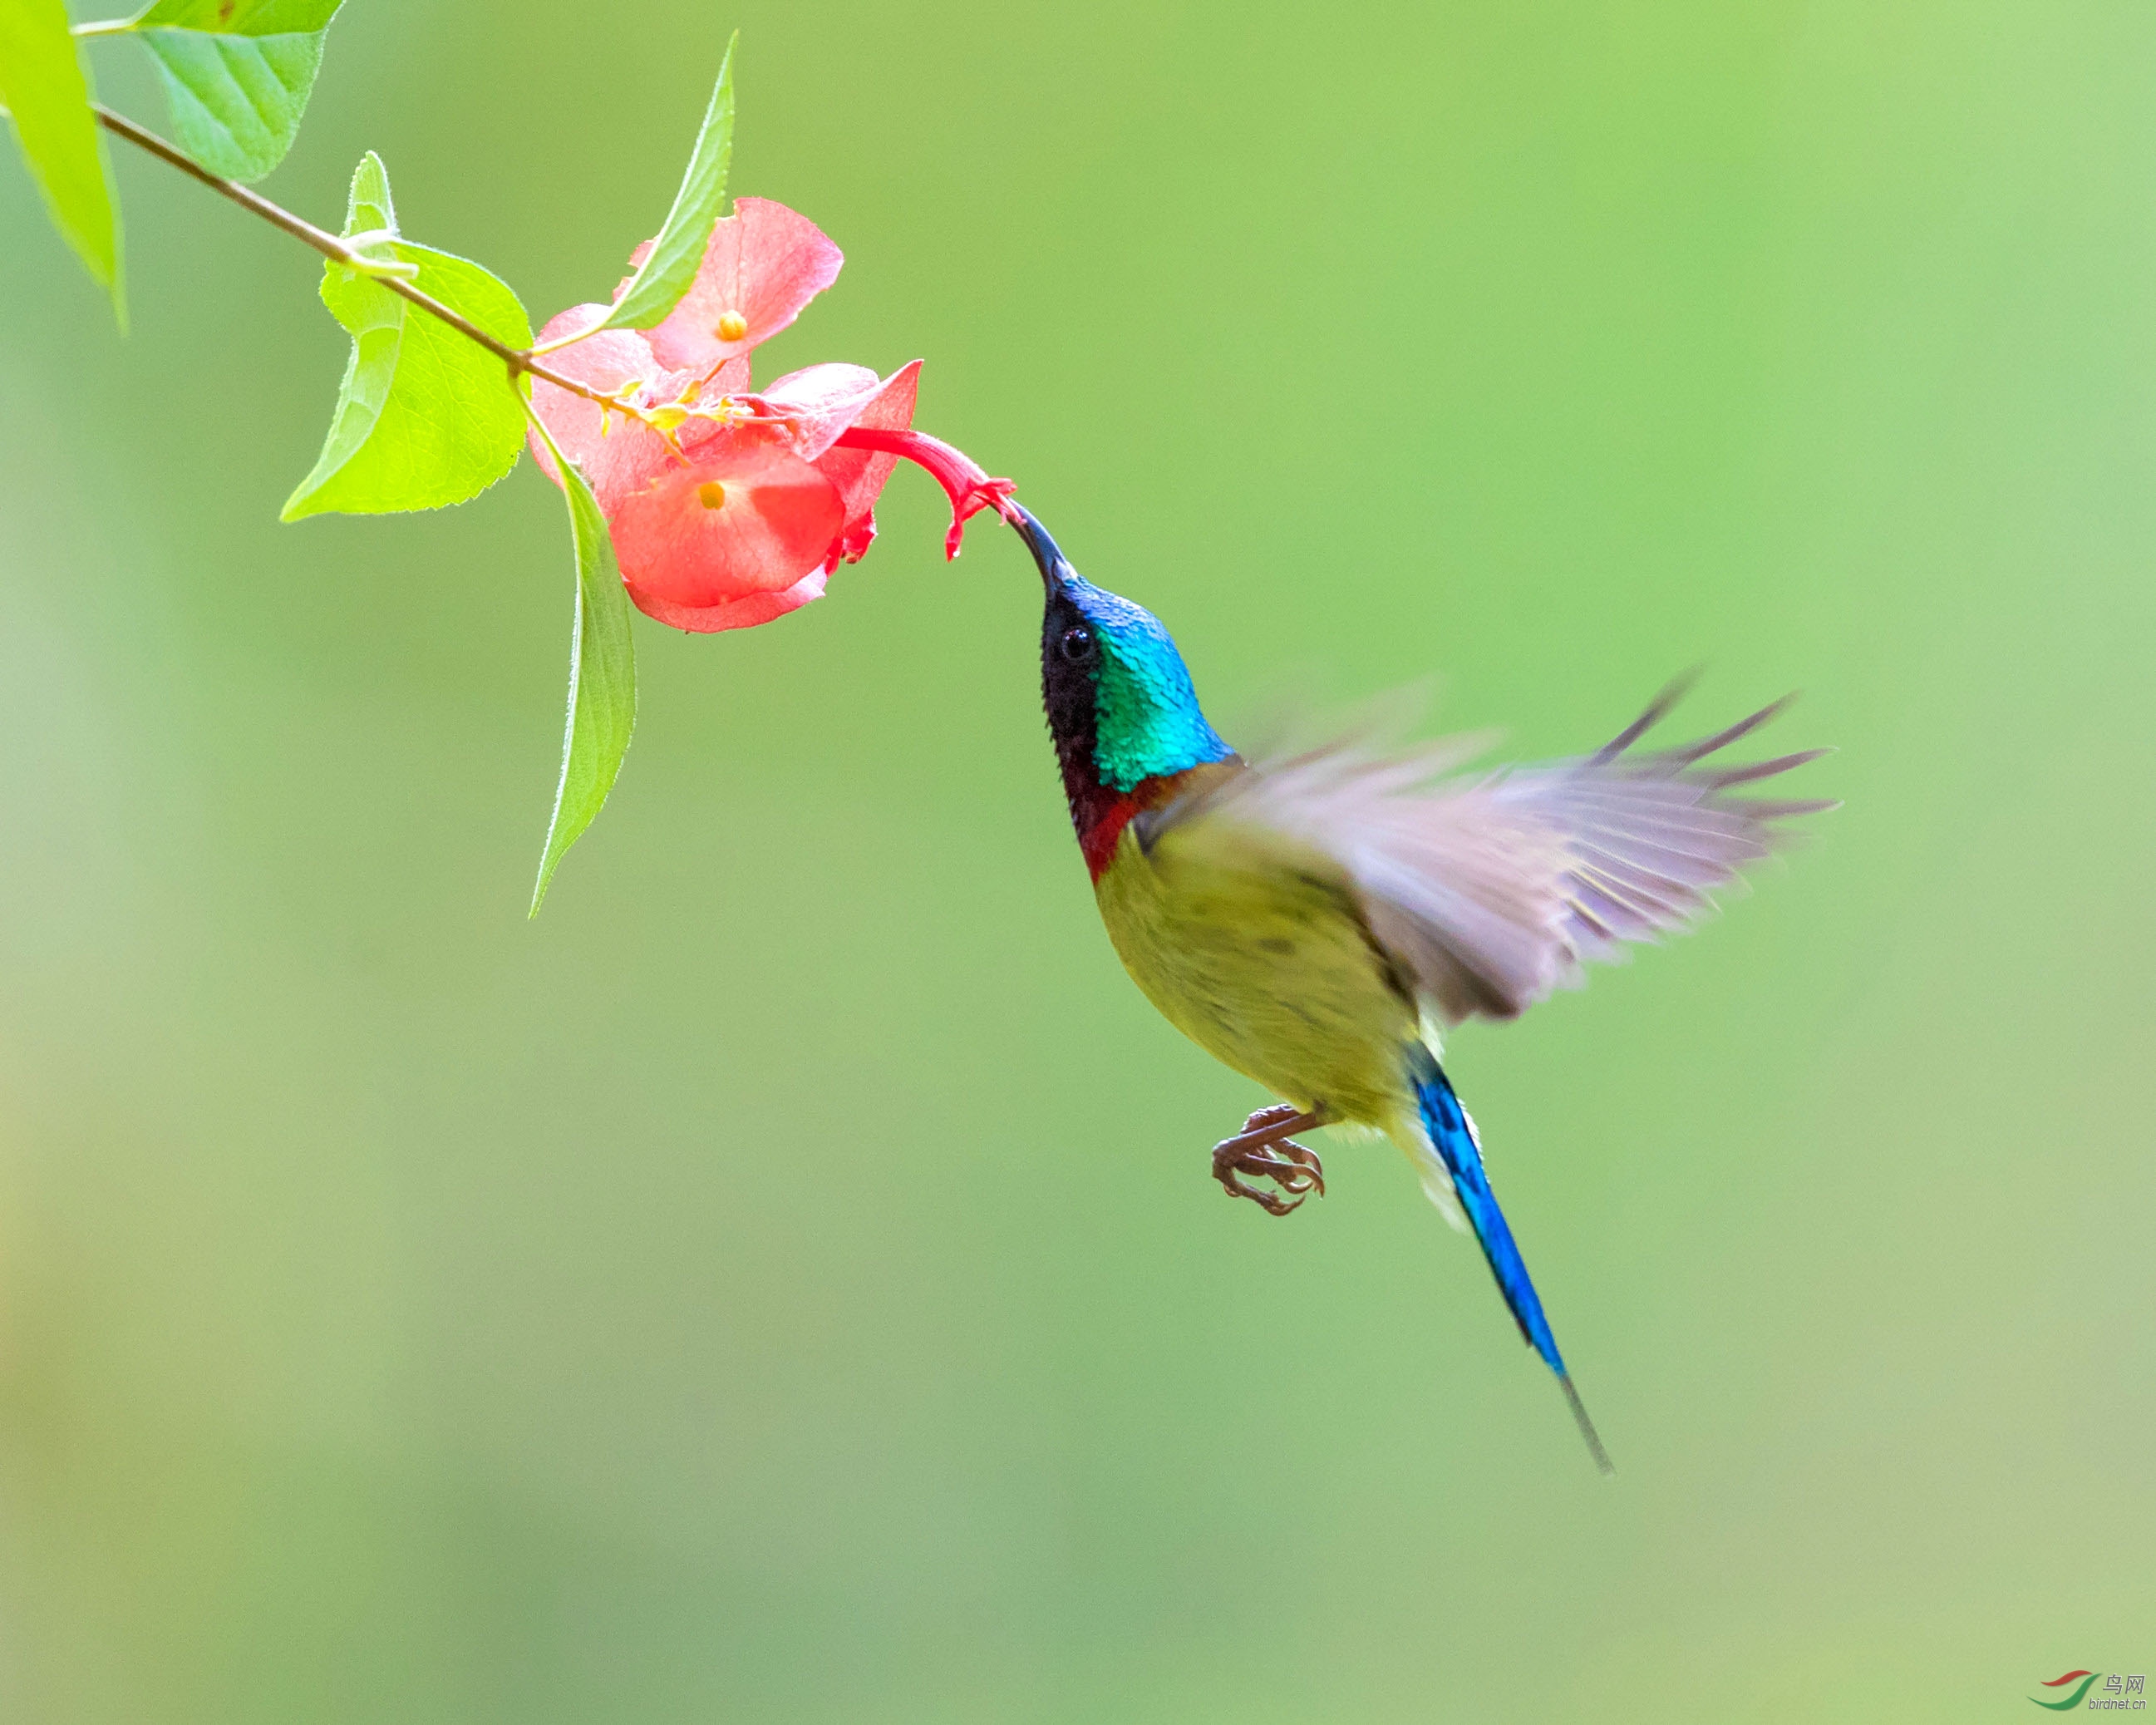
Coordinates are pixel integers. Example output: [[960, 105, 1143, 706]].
[[1164, 686, 1834, 1024]]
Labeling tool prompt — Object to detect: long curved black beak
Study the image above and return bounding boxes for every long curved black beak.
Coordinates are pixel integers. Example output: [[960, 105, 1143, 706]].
[[1009, 503, 1071, 594]]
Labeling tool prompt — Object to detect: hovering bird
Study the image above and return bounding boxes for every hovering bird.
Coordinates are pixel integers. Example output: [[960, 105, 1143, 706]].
[[1015, 505, 1832, 1471]]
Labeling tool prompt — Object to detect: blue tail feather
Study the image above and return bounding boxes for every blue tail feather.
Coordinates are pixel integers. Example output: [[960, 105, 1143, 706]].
[[1412, 1050, 1614, 1474], [1411, 1052, 1563, 1370]]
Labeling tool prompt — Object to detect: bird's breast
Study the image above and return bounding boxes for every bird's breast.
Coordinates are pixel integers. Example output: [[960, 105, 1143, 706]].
[[1091, 816, 1419, 1126]]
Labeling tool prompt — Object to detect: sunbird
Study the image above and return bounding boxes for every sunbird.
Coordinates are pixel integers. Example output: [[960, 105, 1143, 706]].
[[1014, 506, 1831, 1471]]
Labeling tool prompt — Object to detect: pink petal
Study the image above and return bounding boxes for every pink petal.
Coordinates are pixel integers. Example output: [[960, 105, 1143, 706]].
[[810, 359, 922, 560], [534, 302, 616, 351], [524, 312, 665, 504], [632, 566, 830, 633], [610, 430, 844, 610], [639, 198, 844, 374], [755, 362, 885, 461]]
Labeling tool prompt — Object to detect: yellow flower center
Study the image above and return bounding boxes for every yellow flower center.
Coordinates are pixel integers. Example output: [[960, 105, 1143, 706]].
[[697, 481, 727, 510], [715, 309, 749, 343]]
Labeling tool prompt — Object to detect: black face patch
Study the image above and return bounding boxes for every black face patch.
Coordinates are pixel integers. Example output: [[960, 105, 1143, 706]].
[[1041, 589, 1095, 727], [1041, 584, 1112, 835]]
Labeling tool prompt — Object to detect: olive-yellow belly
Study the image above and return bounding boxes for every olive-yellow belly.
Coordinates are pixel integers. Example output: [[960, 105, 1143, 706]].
[[1092, 816, 1417, 1127]]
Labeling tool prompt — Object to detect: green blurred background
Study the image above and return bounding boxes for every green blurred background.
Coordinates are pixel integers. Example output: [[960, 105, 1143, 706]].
[[3, 2, 2153, 1719]]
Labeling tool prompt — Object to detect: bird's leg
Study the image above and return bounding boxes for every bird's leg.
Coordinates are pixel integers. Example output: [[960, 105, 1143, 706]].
[[1212, 1104, 1330, 1216]]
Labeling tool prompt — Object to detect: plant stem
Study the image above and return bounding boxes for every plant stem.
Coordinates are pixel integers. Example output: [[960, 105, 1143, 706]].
[[91, 104, 639, 415]]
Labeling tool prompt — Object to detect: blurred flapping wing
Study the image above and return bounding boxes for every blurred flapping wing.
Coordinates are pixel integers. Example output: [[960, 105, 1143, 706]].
[[1159, 683, 1836, 1026]]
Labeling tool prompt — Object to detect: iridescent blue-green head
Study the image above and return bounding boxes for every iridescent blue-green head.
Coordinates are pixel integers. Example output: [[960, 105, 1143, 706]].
[[1014, 506, 1233, 841]]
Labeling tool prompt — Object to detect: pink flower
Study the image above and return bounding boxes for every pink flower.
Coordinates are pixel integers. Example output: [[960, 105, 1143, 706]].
[[636, 197, 843, 375], [529, 198, 1017, 632]]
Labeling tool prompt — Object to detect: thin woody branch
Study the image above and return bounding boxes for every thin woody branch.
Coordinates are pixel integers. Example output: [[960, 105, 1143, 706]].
[[91, 103, 652, 419]]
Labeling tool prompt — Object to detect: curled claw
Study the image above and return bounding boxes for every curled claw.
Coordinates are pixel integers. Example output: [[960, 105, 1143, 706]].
[[1219, 1167, 1306, 1216], [1275, 1136, 1326, 1195], [1238, 1146, 1322, 1195], [1210, 1105, 1329, 1216]]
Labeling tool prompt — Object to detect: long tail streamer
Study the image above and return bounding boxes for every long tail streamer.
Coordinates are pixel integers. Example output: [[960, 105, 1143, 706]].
[[1412, 1050, 1614, 1475]]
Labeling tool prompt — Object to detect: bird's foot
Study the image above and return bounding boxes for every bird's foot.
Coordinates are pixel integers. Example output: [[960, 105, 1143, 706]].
[[1211, 1104, 1327, 1216]]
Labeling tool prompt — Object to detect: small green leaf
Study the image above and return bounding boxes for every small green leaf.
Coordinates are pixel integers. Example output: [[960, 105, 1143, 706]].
[[283, 151, 534, 521], [0, 0, 122, 318], [129, 0, 344, 182], [591, 31, 734, 334], [524, 414, 637, 916], [342, 142, 387, 229]]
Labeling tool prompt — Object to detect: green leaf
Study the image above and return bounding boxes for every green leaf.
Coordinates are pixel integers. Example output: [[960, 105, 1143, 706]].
[[0, 0, 122, 318], [524, 414, 637, 916], [589, 31, 734, 334], [283, 151, 534, 521], [129, 0, 344, 182]]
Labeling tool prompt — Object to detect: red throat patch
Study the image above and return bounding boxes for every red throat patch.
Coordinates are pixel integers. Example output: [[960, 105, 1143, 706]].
[[1079, 794, 1141, 880]]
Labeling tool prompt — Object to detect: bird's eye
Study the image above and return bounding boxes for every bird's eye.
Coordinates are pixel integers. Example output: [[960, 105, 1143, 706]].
[[1059, 625, 1095, 663]]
